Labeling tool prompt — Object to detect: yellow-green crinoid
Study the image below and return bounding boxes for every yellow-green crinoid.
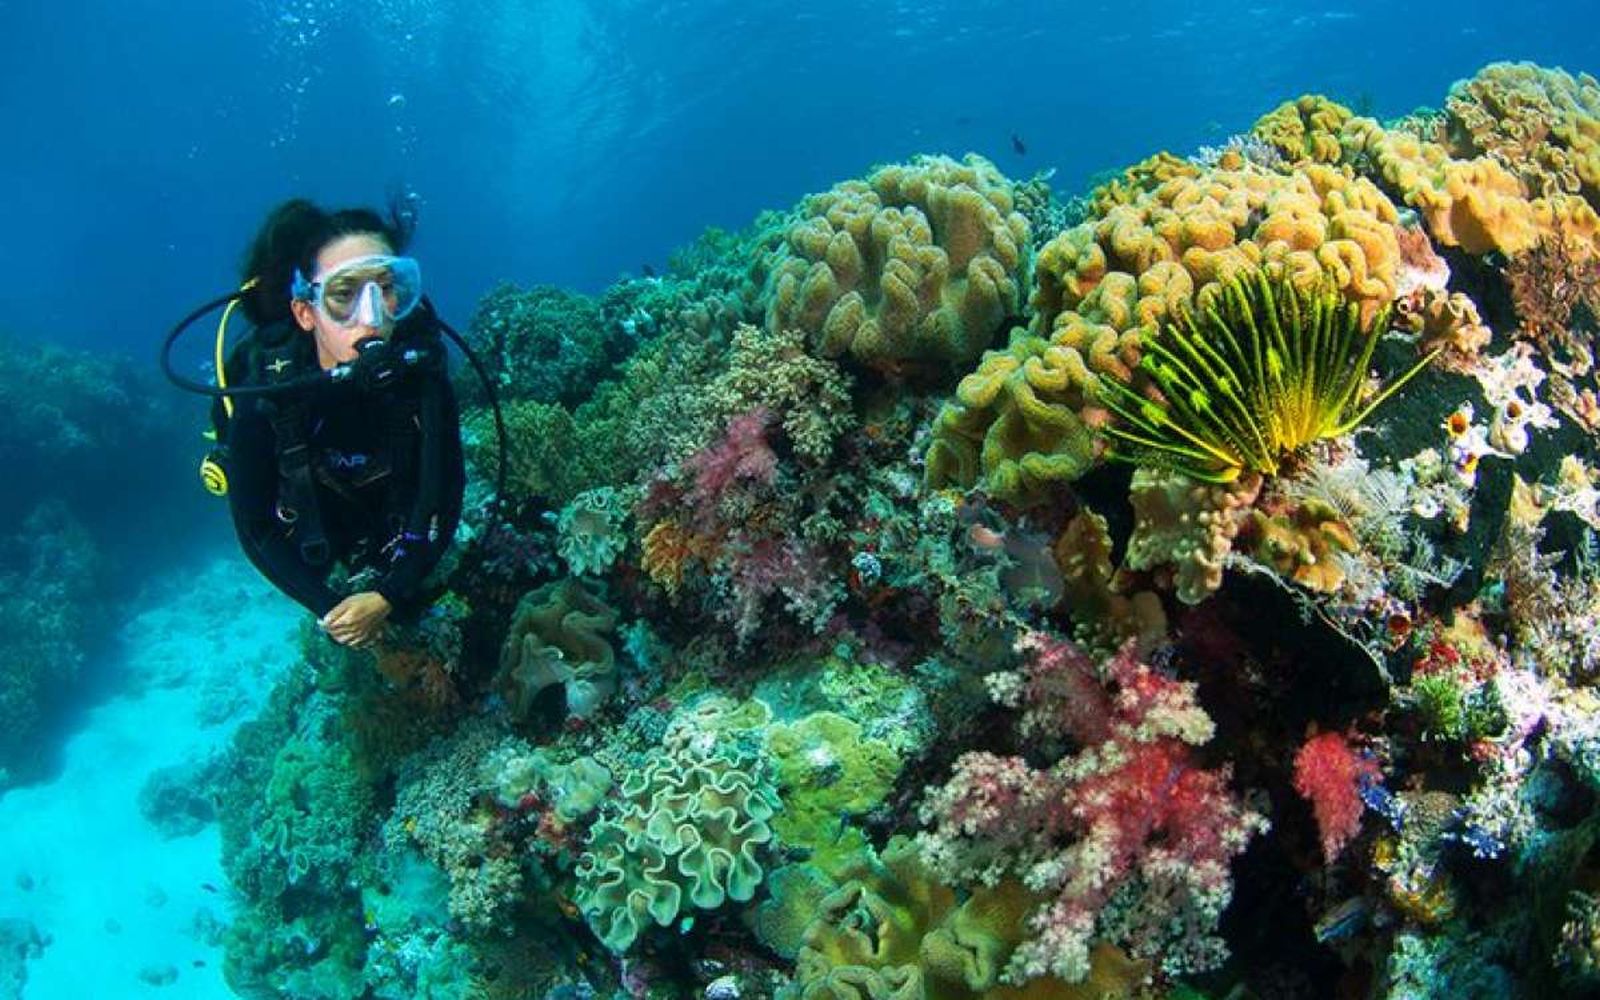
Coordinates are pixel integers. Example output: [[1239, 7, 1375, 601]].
[[1095, 268, 1440, 483]]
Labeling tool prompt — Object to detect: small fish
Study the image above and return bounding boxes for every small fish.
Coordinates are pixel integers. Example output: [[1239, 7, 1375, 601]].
[[1313, 896, 1369, 943], [641, 263, 657, 278], [968, 524, 1006, 551], [192, 960, 207, 969], [200, 882, 219, 894], [1011, 132, 1027, 155]]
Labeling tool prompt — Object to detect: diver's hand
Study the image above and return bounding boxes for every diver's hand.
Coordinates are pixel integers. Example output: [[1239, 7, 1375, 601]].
[[321, 592, 392, 648]]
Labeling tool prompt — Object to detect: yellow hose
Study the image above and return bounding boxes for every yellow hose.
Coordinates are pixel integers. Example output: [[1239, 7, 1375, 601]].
[[215, 277, 259, 418]]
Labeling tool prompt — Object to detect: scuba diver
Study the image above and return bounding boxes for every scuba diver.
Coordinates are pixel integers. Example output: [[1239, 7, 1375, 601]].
[[163, 198, 503, 648]]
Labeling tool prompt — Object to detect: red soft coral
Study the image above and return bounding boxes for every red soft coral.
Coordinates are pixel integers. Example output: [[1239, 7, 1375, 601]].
[[685, 406, 777, 509], [1293, 731, 1381, 863], [918, 632, 1266, 983]]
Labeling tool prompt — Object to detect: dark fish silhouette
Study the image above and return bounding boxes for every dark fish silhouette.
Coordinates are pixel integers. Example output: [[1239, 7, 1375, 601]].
[[1011, 133, 1027, 156], [641, 263, 657, 278]]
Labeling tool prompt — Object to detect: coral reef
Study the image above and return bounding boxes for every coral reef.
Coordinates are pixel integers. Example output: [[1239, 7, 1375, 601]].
[[1094, 269, 1435, 483], [464, 283, 628, 408], [918, 633, 1266, 982], [927, 154, 1412, 503], [213, 59, 1600, 1000]]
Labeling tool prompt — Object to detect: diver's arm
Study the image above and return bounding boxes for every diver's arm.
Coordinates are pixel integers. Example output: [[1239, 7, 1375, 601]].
[[225, 402, 343, 618], [373, 369, 466, 612]]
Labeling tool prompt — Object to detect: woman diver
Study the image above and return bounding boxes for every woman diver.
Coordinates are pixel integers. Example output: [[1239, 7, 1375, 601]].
[[164, 198, 478, 648]]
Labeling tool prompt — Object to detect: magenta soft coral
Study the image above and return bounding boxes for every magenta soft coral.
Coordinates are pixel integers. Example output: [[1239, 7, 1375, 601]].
[[1293, 730, 1381, 863], [685, 406, 778, 511], [918, 632, 1267, 983]]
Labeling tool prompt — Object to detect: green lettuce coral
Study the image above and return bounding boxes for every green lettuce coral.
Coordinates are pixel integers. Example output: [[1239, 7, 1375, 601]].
[[574, 740, 781, 952]]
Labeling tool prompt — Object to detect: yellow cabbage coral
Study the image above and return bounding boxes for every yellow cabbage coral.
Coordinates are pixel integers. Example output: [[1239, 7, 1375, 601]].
[[1443, 62, 1600, 206], [1253, 94, 1356, 165], [763, 154, 1030, 372], [1343, 109, 1600, 259]]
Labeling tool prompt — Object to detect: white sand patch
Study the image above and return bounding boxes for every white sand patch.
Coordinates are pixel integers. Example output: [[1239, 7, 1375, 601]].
[[0, 555, 304, 1000]]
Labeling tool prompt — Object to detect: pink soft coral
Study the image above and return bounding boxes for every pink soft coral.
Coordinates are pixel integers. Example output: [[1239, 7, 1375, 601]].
[[685, 407, 777, 512], [1293, 731, 1381, 863], [918, 633, 1267, 983]]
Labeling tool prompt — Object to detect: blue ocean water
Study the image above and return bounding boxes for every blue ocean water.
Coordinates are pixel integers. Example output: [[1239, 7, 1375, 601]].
[[1, 0, 1594, 350]]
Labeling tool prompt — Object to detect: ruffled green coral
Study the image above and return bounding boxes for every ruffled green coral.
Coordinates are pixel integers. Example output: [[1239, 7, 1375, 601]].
[[497, 579, 619, 720], [774, 838, 1135, 1000], [556, 487, 630, 576], [574, 741, 781, 952]]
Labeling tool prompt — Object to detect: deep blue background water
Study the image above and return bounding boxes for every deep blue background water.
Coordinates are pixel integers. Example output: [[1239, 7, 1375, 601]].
[[3, 0, 1597, 351]]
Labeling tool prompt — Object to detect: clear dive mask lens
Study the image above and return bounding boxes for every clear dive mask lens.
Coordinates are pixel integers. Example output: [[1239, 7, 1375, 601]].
[[295, 255, 422, 328]]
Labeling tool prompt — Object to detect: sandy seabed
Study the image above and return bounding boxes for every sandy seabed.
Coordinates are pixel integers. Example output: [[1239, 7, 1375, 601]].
[[0, 555, 301, 1000]]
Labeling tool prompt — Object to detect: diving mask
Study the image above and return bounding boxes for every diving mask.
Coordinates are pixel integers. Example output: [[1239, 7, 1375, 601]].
[[292, 254, 422, 328]]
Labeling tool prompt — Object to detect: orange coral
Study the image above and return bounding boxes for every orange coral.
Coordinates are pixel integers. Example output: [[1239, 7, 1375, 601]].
[[373, 645, 460, 712], [1343, 106, 1600, 259], [929, 157, 1409, 504], [641, 519, 716, 595], [1396, 288, 1492, 373], [1443, 62, 1600, 207]]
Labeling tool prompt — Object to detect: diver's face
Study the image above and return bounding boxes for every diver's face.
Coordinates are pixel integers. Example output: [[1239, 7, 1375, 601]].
[[292, 233, 395, 369]]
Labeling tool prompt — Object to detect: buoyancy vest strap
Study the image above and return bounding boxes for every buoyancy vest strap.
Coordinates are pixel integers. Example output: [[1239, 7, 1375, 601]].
[[384, 365, 444, 564], [268, 400, 330, 565]]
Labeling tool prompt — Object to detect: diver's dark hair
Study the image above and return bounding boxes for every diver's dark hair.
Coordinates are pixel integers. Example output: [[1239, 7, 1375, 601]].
[[238, 194, 417, 326]]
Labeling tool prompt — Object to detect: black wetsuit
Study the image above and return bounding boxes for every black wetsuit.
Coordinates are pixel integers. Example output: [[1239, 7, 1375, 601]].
[[223, 320, 466, 621]]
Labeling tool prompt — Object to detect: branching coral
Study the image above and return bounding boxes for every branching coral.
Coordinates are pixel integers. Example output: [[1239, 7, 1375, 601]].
[[704, 323, 858, 465], [1504, 231, 1600, 360], [465, 283, 625, 408], [1293, 731, 1382, 862], [634, 407, 844, 642], [385, 722, 530, 932]]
